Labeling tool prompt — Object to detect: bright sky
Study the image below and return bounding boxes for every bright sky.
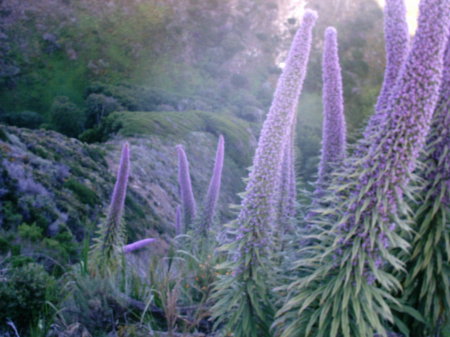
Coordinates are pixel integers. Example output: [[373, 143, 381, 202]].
[[375, 0, 420, 34]]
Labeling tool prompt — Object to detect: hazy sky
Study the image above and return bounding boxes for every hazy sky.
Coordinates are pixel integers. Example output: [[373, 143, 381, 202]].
[[375, 0, 420, 33]]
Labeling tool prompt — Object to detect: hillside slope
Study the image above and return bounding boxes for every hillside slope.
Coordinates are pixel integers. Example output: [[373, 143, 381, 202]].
[[0, 111, 254, 267]]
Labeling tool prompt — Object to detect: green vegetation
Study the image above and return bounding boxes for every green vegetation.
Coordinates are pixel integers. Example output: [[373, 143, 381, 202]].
[[64, 178, 99, 206], [0, 263, 59, 332], [18, 223, 44, 242]]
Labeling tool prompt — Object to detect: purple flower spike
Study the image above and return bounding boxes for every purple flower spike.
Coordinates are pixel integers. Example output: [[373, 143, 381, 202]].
[[123, 238, 156, 253], [176, 145, 197, 229], [202, 135, 225, 233], [375, 0, 410, 112], [108, 142, 130, 228], [175, 205, 182, 235], [237, 9, 317, 252], [367, 0, 449, 188], [356, 0, 410, 158], [90, 142, 130, 275], [211, 10, 318, 336], [317, 27, 346, 188]]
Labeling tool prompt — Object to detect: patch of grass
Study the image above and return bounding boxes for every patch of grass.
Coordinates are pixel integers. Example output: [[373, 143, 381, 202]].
[[64, 178, 99, 206]]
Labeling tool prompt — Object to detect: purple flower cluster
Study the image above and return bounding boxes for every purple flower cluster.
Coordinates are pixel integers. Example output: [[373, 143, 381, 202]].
[[236, 10, 317, 257], [176, 144, 197, 229], [201, 135, 224, 232], [316, 27, 346, 189]]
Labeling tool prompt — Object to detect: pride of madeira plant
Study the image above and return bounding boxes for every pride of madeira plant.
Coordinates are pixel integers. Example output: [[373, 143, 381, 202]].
[[274, 1, 450, 337], [89, 142, 130, 276], [210, 10, 318, 337], [402, 37, 450, 337]]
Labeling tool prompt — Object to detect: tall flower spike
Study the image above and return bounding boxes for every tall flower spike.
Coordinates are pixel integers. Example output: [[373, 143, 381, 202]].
[[211, 10, 317, 337], [90, 142, 130, 275], [403, 37, 450, 337], [316, 27, 346, 190], [355, 0, 410, 158], [176, 145, 196, 230], [375, 0, 410, 112], [237, 9, 317, 251], [275, 1, 450, 336], [200, 135, 224, 234]]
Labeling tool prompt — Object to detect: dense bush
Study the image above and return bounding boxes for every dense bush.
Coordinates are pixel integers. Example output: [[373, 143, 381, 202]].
[[0, 263, 58, 332], [0, 110, 44, 129], [85, 93, 123, 129], [50, 96, 85, 137]]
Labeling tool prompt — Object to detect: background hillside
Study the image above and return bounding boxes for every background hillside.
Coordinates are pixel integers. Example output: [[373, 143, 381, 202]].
[[0, 0, 388, 269]]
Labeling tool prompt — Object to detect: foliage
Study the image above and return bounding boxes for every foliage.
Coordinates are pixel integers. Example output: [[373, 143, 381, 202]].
[[85, 93, 124, 129], [59, 273, 132, 334], [401, 89, 450, 335], [64, 178, 99, 206], [50, 96, 85, 137], [0, 111, 44, 129], [18, 223, 43, 242], [0, 262, 59, 333]]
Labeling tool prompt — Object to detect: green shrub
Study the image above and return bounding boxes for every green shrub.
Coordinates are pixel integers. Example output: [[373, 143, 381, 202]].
[[2, 201, 23, 230], [18, 223, 43, 242], [64, 179, 99, 206], [0, 263, 58, 332], [42, 230, 78, 263], [0, 111, 44, 129], [61, 275, 131, 334], [85, 93, 123, 128], [79, 127, 105, 143], [50, 96, 85, 137]]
